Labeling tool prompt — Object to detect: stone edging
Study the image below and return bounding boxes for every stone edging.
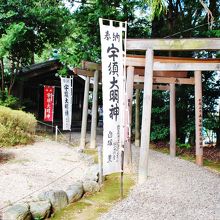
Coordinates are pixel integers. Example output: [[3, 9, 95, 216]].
[[2, 164, 101, 220]]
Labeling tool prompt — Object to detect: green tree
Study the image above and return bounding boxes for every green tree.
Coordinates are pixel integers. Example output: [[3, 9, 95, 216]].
[[149, 0, 220, 147], [0, 0, 72, 97], [66, 0, 220, 147], [57, 0, 150, 67]]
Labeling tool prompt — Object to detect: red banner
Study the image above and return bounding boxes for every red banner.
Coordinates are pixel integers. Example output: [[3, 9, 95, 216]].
[[44, 86, 55, 122]]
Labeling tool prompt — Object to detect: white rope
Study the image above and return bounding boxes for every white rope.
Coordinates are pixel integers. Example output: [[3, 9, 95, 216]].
[[57, 128, 71, 143], [37, 120, 55, 128], [0, 161, 84, 212], [37, 121, 71, 143]]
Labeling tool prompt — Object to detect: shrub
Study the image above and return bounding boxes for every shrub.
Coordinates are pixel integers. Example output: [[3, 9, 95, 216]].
[[176, 139, 191, 149], [0, 90, 23, 109], [150, 124, 169, 141], [0, 106, 36, 147]]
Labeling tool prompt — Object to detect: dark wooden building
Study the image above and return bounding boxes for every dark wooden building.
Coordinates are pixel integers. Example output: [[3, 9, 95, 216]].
[[14, 59, 85, 127]]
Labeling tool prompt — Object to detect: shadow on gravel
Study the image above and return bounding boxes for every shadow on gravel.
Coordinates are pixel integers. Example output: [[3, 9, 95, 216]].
[[0, 151, 15, 164]]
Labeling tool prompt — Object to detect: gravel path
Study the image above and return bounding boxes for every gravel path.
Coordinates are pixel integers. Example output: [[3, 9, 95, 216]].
[[0, 138, 94, 210], [1, 133, 219, 220], [100, 146, 220, 220]]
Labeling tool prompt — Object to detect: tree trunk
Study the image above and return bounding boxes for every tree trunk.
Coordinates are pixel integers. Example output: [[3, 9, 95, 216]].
[[216, 104, 220, 148], [31, 52, 35, 64], [8, 60, 19, 96], [209, 0, 217, 17], [0, 58, 5, 94], [216, 129, 220, 148], [189, 131, 195, 147]]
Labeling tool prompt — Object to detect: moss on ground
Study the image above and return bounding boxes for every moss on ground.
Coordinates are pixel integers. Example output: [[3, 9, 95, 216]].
[[203, 160, 220, 173], [51, 173, 135, 220], [83, 149, 99, 164], [151, 146, 169, 155]]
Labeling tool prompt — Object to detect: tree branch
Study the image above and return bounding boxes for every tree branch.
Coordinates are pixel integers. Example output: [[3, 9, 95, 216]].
[[199, 0, 214, 29], [0, 58, 5, 93]]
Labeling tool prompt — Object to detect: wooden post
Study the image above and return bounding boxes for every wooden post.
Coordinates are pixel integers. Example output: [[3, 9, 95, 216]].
[[170, 83, 176, 156], [138, 49, 154, 184], [120, 149, 124, 199], [195, 71, 203, 166], [124, 66, 134, 171], [135, 87, 140, 147], [90, 70, 99, 149], [80, 76, 90, 148], [98, 145, 103, 185], [69, 76, 74, 143], [55, 126, 58, 142]]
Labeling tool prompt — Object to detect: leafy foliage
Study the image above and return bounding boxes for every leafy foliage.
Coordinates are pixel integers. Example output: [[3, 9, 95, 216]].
[[149, 0, 220, 147], [176, 139, 191, 149], [0, 0, 72, 95], [151, 91, 169, 141], [143, 0, 167, 19], [0, 93, 21, 109], [0, 86, 23, 109], [0, 0, 219, 147], [0, 106, 36, 147], [0, 22, 26, 58], [57, 0, 151, 66]]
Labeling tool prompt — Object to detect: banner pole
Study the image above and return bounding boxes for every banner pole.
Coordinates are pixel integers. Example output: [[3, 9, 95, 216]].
[[69, 76, 74, 143], [52, 86, 55, 133], [98, 145, 103, 185], [120, 20, 127, 200], [55, 125, 58, 141], [69, 131, 71, 142], [120, 147, 124, 199]]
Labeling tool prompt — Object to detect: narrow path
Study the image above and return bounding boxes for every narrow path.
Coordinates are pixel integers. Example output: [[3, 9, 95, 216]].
[[100, 146, 220, 220]]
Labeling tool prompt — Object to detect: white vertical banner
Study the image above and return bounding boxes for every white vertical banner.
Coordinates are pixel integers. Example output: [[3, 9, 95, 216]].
[[99, 18, 127, 175], [61, 77, 73, 130]]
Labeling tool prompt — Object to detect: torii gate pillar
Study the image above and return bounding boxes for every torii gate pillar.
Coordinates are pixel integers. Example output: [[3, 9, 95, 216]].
[[90, 70, 99, 149], [195, 71, 203, 166], [80, 76, 90, 148], [138, 49, 154, 184], [135, 87, 140, 147], [170, 83, 176, 157], [124, 66, 134, 171]]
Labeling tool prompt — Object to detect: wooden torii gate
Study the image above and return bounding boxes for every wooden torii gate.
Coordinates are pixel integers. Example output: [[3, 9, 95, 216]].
[[73, 59, 190, 157], [74, 38, 220, 183], [126, 38, 220, 183]]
